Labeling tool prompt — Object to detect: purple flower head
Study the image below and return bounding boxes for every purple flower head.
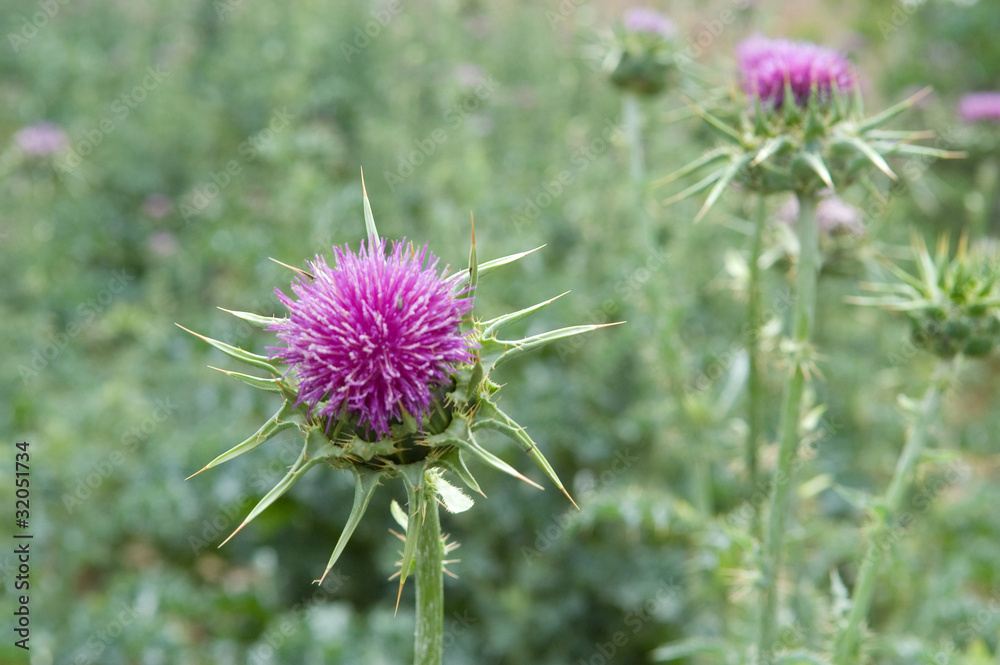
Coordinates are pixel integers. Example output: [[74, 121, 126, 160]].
[[623, 8, 676, 38], [737, 35, 855, 109], [269, 238, 475, 438], [14, 122, 67, 156], [959, 92, 1000, 124]]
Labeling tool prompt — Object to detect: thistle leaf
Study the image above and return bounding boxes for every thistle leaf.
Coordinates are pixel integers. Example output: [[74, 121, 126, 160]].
[[361, 167, 379, 243], [434, 475, 474, 514], [491, 322, 624, 370], [651, 147, 730, 187], [480, 292, 569, 339], [316, 466, 383, 585], [394, 464, 428, 597], [836, 136, 896, 179], [208, 366, 284, 393], [473, 407, 578, 509], [187, 401, 298, 478], [856, 86, 931, 133], [219, 439, 323, 548], [176, 324, 280, 375], [799, 151, 835, 190], [694, 154, 754, 222], [218, 308, 285, 328], [434, 447, 484, 496]]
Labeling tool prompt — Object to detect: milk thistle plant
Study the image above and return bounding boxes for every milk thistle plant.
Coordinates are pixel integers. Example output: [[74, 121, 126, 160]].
[[655, 34, 960, 659], [835, 235, 1000, 662], [180, 180, 612, 665]]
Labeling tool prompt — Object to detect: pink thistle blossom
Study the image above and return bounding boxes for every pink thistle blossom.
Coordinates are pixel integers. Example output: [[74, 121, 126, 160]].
[[268, 238, 475, 438], [737, 35, 855, 109]]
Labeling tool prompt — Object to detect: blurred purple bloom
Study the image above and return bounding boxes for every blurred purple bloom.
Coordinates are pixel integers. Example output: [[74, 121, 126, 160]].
[[737, 35, 855, 108], [269, 238, 475, 438], [14, 122, 67, 156], [142, 193, 174, 219], [958, 92, 1000, 123], [778, 192, 864, 234], [623, 8, 676, 38]]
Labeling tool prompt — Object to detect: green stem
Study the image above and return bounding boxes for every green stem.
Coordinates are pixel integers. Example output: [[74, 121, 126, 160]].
[[622, 92, 652, 248], [623, 92, 645, 187], [747, 193, 767, 519], [832, 358, 957, 664], [757, 191, 819, 659], [414, 478, 444, 665]]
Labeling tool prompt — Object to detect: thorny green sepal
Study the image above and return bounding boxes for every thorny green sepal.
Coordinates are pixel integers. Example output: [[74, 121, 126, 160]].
[[448, 246, 545, 290], [480, 292, 569, 339], [361, 167, 379, 243], [219, 308, 285, 328], [317, 465, 383, 585], [188, 402, 298, 479], [176, 324, 280, 376], [490, 323, 624, 371], [209, 366, 285, 393]]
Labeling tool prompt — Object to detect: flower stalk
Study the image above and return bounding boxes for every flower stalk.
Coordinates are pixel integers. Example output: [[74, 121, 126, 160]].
[[414, 472, 445, 665], [832, 357, 958, 662], [746, 193, 767, 506], [757, 190, 818, 657]]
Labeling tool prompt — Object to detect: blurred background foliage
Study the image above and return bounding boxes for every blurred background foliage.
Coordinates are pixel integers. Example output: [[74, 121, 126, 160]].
[[1, 0, 999, 663]]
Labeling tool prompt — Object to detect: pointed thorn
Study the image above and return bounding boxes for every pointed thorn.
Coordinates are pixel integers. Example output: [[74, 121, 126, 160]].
[[470, 213, 476, 246], [268, 257, 314, 279], [218, 520, 249, 548], [314, 566, 333, 586], [562, 486, 580, 511], [185, 466, 210, 481], [394, 581, 404, 615], [361, 166, 368, 198]]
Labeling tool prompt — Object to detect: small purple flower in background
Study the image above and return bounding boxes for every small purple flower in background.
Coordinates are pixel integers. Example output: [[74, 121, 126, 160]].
[[268, 238, 475, 438], [777, 191, 865, 234], [142, 193, 174, 219], [623, 8, 677, 39], [14, 122, 68, 156], [737, 35, 855, 108], [958, 92, 1000, 123]]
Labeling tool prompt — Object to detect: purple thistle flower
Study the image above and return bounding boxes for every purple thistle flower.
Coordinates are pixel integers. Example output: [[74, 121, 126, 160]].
[[737, 35, 855, 109], [14, 122, 67, 156], [269, 238, 475, 438], [958, 92, 1000, 123], [623, 8, 677, 38]]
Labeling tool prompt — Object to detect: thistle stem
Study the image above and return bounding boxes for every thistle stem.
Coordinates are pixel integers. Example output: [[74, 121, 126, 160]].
[[414, 477, 444, 665], [747, 193, 767, 520], [832, 358, 957, 664], [757, 191, 818, 659], [623, 91, 652, 247]]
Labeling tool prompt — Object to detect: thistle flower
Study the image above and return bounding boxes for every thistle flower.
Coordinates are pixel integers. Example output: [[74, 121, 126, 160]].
[[738, 35, 855, 109], [849, 235, 1000, 358], [180, 178, 616, 591], [958, 92, 1000, 124], [268, 238, 475, 438], [14, 122, 67, 157], [607, 8, 678, 96], [623, 8, 677, 39], [656, 36, 962, 218]]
